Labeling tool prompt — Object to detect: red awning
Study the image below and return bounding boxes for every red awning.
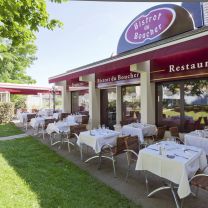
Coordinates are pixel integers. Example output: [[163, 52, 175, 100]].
[[0, 83, 51, 95]]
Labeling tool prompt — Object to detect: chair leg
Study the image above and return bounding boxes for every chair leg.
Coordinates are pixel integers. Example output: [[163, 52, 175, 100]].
[[125, 165, 130, 182], [80, 144, 83, 161], [67, 141, 71, 152], [98, 151, 102, 170], [112, 156, 116, 177]]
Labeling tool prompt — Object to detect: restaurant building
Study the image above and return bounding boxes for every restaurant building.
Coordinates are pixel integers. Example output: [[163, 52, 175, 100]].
[[49, 2, 208, 132]]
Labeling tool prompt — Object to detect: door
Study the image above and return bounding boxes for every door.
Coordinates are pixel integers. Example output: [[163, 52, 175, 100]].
[[100, 88, 116, 129]]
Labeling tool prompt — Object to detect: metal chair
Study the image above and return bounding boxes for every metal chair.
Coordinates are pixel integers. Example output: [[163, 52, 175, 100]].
[[169, 126, 184, 144], [64, 124, 87, 152], [25, 113, 36, 130], [189, 167, 208, 197], [153, 126, 166, 142], [98, 135, 128, 177], [124, 136, 140, 181], [41, 118, 56, 139]]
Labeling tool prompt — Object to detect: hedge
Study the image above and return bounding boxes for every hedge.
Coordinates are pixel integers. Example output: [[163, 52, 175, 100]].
[[0, 102, 14, 124]]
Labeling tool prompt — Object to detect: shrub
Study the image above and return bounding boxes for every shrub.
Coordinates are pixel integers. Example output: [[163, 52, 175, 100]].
[[0, 102, 14, 124], [10, 95, 26, 113]]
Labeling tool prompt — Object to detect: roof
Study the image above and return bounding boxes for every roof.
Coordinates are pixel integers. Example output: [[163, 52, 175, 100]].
[[0, 83, 51, 95], [49, 26, 208, 83]]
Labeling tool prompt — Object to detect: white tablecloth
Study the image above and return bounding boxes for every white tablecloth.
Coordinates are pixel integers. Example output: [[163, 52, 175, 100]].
[[121, 123, 157, 143], [46, 121, 78, 134], [184, 130, 208, 155], [30, 117, 45, 129], [18, 112, 36, 123], [52, 113, 60, 120], [77, 129, 120, 153], [66, 115, 87, 123], [136, 141, 207, 199]]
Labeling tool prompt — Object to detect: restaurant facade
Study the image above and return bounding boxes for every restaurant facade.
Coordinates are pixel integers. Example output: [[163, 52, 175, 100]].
[[49, 2, 208, 132]]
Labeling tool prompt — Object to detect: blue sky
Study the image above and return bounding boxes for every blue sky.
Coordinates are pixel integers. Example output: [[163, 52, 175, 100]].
[[27, 1, 180, 86]]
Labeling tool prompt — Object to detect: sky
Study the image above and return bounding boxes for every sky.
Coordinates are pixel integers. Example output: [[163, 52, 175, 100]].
[[27, 1, 181, 87]]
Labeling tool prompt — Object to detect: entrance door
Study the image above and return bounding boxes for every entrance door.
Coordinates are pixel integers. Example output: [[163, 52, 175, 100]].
[[100, 88, 116, 129]]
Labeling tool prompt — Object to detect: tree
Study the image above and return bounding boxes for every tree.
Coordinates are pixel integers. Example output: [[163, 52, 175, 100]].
[[0, 40, 37, 84], [0, 0, 68, 83], [0, 0, 67, 47]]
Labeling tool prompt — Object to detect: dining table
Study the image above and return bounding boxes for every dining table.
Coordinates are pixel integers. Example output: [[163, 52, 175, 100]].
[[121, 122, 157, 143], [136, 141, 207, 208], [77, 128, 120, 162], [184, 130, 208, 155]]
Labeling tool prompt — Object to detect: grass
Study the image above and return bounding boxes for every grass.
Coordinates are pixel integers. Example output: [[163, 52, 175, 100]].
[[0, 123, 23, 137], [0, 137, 140, 208]]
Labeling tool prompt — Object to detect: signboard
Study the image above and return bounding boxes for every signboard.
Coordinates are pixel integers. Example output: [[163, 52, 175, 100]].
[[151, 48, 208, 82], [67, 79, 88, 91], [96, 67, 140, 88], [203, 2, 208, 25], [117, 3, 203, 54]]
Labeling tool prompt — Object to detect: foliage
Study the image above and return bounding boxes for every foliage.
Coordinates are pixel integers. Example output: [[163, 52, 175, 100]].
[[163, 80, 208, 96], [0, 0, 68, 84], [184, 80, 208, 96], [0, 102, 14, 123], [0, 0, 66, 47], [0, 122, 23, 136], [10, 95, 27, 111], [0, 137, 140, 208], [0, 40, 37, 83]]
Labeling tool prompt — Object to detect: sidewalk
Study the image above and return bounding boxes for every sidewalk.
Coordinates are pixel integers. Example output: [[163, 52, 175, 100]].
[[0, 133, 28, 141]]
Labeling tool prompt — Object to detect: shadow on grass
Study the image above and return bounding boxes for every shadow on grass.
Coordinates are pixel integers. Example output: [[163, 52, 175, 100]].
[[0, 137, 140, 208]]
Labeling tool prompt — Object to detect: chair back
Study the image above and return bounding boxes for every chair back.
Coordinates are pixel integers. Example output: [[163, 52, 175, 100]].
[[44, 118, 55, 130], [27, 114, 36, 122], [82, 115, 89, 124], [124, 136, 140, 154], [169, 126, 180, 138], [60, 113, 71, 120], [70, 124, 87, 136], [115, 136, 128, 155], [155, 126, 166, 141]]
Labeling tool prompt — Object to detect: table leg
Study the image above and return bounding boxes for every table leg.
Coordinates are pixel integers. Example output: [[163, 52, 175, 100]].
[[147, 182, 181, 208], [170, 184, 181, 208]]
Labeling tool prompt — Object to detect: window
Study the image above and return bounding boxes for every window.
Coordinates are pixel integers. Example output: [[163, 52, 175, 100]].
[[157, 79, 208, 132], [71, 90, 89, 113], [122, 85, 141, 122]]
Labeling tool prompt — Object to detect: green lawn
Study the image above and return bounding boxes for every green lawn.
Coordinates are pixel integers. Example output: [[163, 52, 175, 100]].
[[0, 123, 23, 137], [0, 137, 140, 208]]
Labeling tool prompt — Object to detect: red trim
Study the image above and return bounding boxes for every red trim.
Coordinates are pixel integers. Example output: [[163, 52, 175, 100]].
[[49, 35, 208, 83], [0, 87, 50, 95]]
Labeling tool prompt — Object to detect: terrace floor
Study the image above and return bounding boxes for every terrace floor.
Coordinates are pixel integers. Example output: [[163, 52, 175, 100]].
[[16, 122, 208, 208]]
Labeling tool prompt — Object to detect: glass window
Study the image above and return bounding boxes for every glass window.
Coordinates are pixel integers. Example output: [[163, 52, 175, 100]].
[[71, 90, 89, 113], [122, 85, 141, 122], [157, 79, 208, 132], [184, 80, 208, 131], [157, 83, 181, 129]]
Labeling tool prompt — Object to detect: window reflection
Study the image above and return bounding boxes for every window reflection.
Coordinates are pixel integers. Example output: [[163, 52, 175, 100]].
[[71, 90, 89, 114], [122, 85, 141, 123], [158, 83, 181, 129], [184, 80, 208, 131], [157, 79, 208, 132]]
